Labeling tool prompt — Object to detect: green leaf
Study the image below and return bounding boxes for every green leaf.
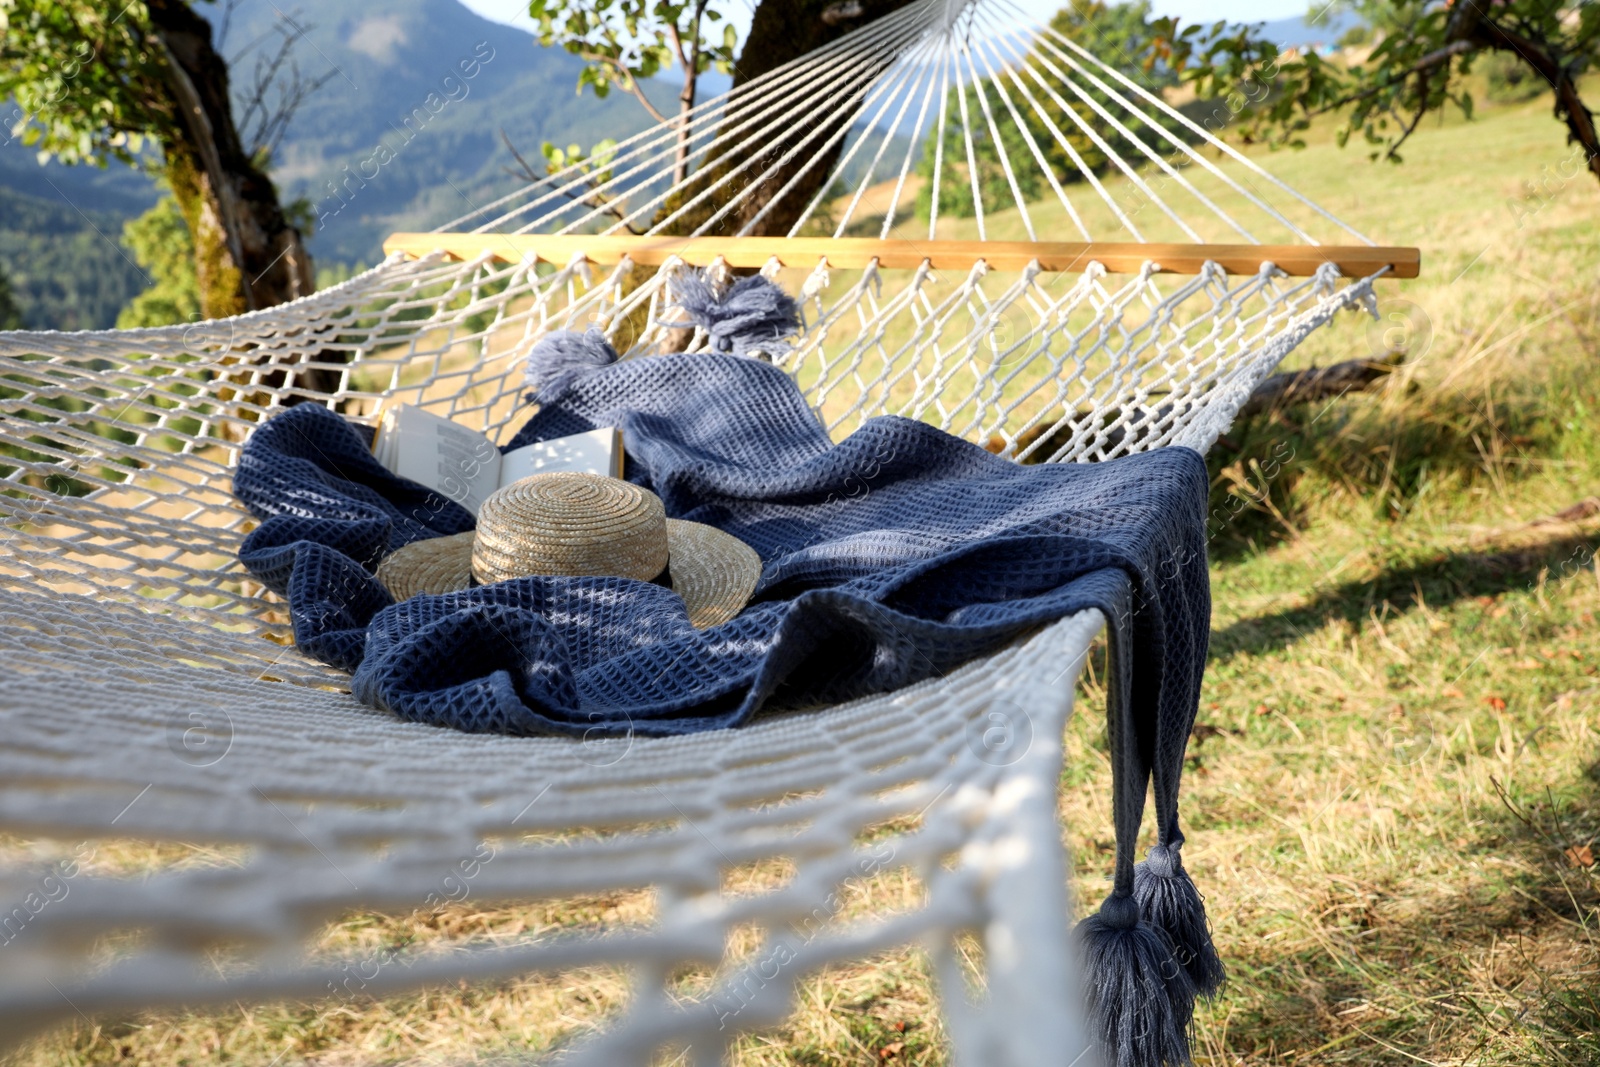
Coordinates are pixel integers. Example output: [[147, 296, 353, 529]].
[[528, 0, 741, 115]]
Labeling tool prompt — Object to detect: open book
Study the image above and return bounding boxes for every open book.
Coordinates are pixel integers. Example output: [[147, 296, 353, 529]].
[[372, 404, 622, 516]]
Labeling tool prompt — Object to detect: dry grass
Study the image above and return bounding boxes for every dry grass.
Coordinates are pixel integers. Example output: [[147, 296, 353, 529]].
[[9, 84, 1600, 1067]]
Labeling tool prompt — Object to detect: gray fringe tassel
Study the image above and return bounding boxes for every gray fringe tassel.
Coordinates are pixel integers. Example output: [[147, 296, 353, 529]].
[[1133, 843, 1226, 996], [1076, 892, 1196, 1067], [666, 271, 801, 359], [523, 328, 618, 404]]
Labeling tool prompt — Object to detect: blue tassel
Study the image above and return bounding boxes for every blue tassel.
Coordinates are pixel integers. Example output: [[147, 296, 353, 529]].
[[668, 272, 801, 359], [1134, 844, 1225, 996], [522, 328, 618, 404], [1075, 892, 1196, 1067]]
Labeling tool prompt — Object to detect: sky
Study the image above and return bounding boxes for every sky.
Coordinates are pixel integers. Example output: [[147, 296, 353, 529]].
[[457, 0, 1318, 47]]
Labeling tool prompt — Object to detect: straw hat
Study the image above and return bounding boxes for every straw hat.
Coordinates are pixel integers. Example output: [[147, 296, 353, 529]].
[[472, 474, 669, 587], [377, 472, 760, 629]]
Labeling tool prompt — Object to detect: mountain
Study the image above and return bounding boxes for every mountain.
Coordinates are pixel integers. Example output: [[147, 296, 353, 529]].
[[0, 119, 162, 329], [0, 0, 1362, 331], [1258, 9, 1363, 50], [0, 0, 670, 329], [0, 186, 149, 331], [219, 0, 669, 264]]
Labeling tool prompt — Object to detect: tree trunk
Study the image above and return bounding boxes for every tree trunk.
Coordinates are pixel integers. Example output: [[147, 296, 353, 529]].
[[655, 0, 922, 238], [146, 0, 314, 315], [1544, 68, 1600, 186], [144, 0, 336, 397], [1234, 354, 1400, 421]]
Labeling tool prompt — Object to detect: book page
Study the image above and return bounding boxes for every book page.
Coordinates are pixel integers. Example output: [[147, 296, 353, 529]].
[[374, 404, 503, 515], [373, 408, 399, 472], [498, 427, 623, 487]]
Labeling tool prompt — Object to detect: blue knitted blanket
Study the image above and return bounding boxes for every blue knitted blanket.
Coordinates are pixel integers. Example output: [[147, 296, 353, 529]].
[[235, 337, 1218, 1066], [235, 347, 1208, 739]]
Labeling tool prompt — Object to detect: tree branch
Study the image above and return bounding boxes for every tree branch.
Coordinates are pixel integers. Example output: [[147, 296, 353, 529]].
[[500, 128, 642, 235], [149, 30, 255, 310], [1234, 353, 1402, 421], [500, 128, 541, 181], [666, 19, 690, 73], [623, 75, 669, 124], [1453, 8, 1600, 183], [232, 14, 336, 164], [575, 46, 669, 124], [669, 0, 710, 186], [1306, 39, 1474, 118], [1382, 67, 1433, 161]]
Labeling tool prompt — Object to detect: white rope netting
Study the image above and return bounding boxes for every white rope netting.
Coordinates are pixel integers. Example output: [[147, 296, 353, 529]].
[[0, 247, 1377, 1063], [454, 0, 1373, 247], [0, 249, 1372, 635], [0, 0, 1394, 1061]]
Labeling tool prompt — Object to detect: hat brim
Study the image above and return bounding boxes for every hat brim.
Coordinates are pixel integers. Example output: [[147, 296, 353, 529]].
[[377, 522, 759, 630], [664, 518, 761, 629], [376, 531, 475, 601]]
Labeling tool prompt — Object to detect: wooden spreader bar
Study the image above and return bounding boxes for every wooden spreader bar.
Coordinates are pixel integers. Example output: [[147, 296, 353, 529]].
[[384, 233, 1420, 279]]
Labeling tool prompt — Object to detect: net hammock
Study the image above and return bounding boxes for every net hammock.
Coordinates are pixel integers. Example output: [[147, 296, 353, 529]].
[[0, 0, 1414, 1062]]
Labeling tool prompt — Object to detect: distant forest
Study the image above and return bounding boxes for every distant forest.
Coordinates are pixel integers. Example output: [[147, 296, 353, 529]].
[[0, 186, 147, 330]]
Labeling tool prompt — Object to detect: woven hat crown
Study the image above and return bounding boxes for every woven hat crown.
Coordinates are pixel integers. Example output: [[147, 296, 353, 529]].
[[472, 472, 670, 586]]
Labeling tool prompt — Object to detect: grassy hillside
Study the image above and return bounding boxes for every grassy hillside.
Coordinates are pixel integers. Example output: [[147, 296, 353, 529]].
[[7, 82, 1600, 1067], [1128, 88, 1600, 1066]]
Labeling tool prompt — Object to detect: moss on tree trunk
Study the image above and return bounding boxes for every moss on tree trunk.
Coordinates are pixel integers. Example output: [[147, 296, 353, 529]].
[[164, 151, 245, 321]]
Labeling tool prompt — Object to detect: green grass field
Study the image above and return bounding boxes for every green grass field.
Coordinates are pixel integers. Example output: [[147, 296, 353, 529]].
[[10, 82, 1600, 1067], [1066, 84, 1600, 1066]]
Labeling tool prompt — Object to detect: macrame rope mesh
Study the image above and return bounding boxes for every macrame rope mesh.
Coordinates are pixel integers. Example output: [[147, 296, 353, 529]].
[[0, 0, 1408, 1049], [0, 248, 1377, 1062], [0, 253, 1373, 634], [780, 256, 1368, 461], [0, 0, 1397, 1056]]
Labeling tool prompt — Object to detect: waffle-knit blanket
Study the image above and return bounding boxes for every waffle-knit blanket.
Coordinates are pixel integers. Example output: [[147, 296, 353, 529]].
[[235, 338, 1219, 1066], [235, 345, 1211, 743]]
